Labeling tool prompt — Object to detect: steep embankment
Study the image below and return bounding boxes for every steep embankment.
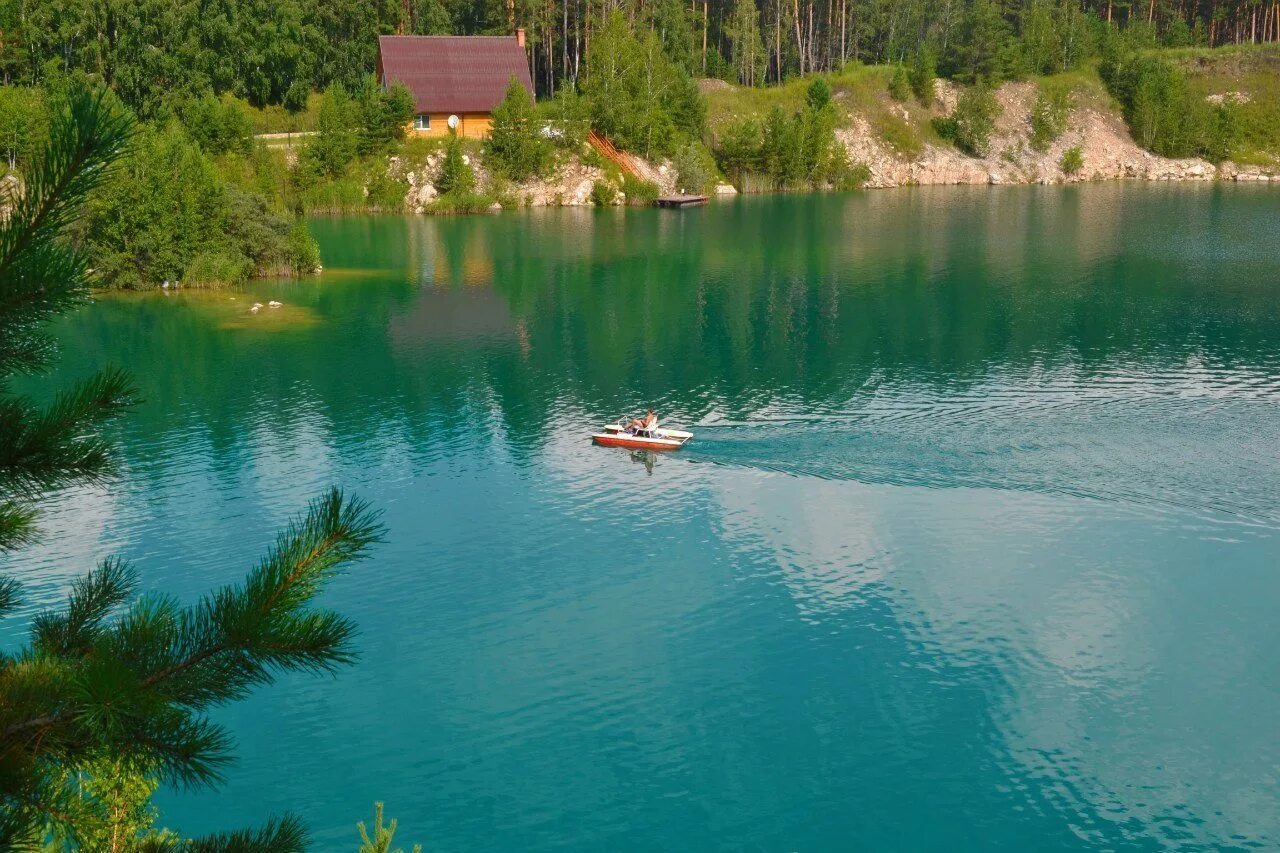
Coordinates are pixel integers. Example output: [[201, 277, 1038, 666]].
[[705, 50, 1280, 190], [838, 80, 1221, 187]]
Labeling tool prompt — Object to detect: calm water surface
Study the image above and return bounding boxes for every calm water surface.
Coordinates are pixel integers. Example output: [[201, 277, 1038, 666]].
[[7, 185, 1280, 850]]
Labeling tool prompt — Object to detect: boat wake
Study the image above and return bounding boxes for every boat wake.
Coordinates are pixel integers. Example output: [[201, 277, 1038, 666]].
[[682, 398, 1280, 532]]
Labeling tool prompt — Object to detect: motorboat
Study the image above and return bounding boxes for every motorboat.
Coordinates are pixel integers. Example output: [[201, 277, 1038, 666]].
[[591, 419, 692, 451]]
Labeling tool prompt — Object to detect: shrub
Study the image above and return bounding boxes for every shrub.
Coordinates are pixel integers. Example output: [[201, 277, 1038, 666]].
[[288, 220, 321, 272], [828, 144, 872, 190], [938, 83, 1001, 156], [1059, 145, 1084, 175], [353, 77, 415, 155], [486, 78, 552, 181], [755, 96, 840, 189], [365, 165, 408, 211], [300, 83, 359, 178], [888, 65, 911, 102], [673, 140, 715, 193], [434, 133, 476, 195], [875, 110, 924, 158], [807, 78, 832, 111], [182, 93, 253, 156], [1100, 52, 1238, 160], [83, 122, 319, 287], [183, 249, 253, 286], [582, 11, 705, 157], [1029, 85, 1072, 152], [0, 85, 49, 171], [539, 87, 591, 150], [714, 116, 762, 181], [590, 178, 618, 206], [909, 50, 937, 105], [621, 174, 660, 205]]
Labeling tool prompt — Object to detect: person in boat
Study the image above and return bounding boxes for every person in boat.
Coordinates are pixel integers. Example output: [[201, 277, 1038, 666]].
[[626, 409, 658, 433]]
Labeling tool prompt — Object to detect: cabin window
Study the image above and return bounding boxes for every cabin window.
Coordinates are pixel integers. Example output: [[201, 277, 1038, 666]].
[[413, 114, 430, 131]]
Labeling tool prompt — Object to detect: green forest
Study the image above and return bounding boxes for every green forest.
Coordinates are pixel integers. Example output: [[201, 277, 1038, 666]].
[[1, 0, 1276, 101], [0, 0, 1277, 290]]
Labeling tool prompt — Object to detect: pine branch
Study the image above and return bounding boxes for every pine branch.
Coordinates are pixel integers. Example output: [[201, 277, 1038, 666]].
[[32, 557, 137, 655], [0, 86, 133, 379], [134, 814, 309, 853], [0, 488, 382, 813], [0, 576, 21, 617], [0, 500, 38, 552], [141, 489, 382, 701], [0, 367, 138, 498]]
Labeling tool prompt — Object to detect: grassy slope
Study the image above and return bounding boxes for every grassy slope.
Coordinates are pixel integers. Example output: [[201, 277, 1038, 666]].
[[703, 45, 1280, 168], [703, 64, 943, 158], [1168, 44, 1280, 165]]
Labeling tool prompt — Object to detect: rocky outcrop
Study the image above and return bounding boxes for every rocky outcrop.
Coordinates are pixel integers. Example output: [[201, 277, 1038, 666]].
[[0, 173, 19, 221], [835, 80, 1274, 189], [389, 147, 658, 212]]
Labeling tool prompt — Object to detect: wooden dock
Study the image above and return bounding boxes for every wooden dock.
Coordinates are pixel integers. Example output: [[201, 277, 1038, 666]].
[[655, 194, 709, 209]]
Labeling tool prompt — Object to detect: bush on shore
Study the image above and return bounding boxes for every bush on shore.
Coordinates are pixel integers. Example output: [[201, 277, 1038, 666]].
[[1060, 145, 1085, 174], [486, 78, 552, 181], [82, 122, 317, 288], [1029, 84, 1072, 152], [1100, 51, 1238, 161], [933, 82, 1002, 156], [622, 174, 660, 205]]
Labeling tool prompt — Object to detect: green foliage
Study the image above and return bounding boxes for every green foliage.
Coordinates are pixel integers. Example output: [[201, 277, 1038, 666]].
[[717, 86, 842, 190], [83, 122, 318, 287], [621, 174, 660, 205], [354, 78, 416, 155], [727, 0, 767, 87], [806, 78, 832, 111], [951, 0, 1018, 83], [590, 178, 618, 206], [934, 82, 1002, 156], [582, 10, 706, 157], [539, 87, 591, 150], [357, 802, 422, 853], [673, 141, 716, 193], [1029, 84, 1073, 151], [434, 132, 476, 195], [1060, 144, 1084, 173], [486, 78, 552, 181], [283, 81, 311, 114], [411, 0, 452, 33], [0, 86, 135, 554], [872, 110, 924, 158], [828, 143, 873, 190], [44, 755, 179, 850], [426, 191, 495, 214], [909, 50, 937, 105], [7, 0, 401, 116], [888, 65, 911, 102], [181, 93, 253, 156], [1, 86, 376, 850], [715, 116, 763, 180], [1100, 51, 1239, 160], [301, 83, 359, 178], [0, 86, 49, 171]]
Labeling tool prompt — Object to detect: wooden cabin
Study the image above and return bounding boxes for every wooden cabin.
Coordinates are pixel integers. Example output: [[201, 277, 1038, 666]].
[[376, 32, 534, 140]]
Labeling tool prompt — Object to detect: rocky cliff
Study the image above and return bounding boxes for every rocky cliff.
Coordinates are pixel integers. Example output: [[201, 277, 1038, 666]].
[[836, 80, 1276, 188]]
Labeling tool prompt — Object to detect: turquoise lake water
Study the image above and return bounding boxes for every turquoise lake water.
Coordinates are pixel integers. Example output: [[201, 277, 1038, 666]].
[[6, 185, 1280, 850]]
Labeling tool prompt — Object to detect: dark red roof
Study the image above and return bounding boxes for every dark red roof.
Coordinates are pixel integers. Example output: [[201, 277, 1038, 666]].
[[377, 36, 534, 114]]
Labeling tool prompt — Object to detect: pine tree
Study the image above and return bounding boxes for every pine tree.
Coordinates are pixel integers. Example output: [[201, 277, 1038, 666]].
[[485, 77, 550, 181], [357, 802, 422, 853], [434, 130, 476, 195], [729, 0, 767, 87], [0, 86, 384, 851]]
